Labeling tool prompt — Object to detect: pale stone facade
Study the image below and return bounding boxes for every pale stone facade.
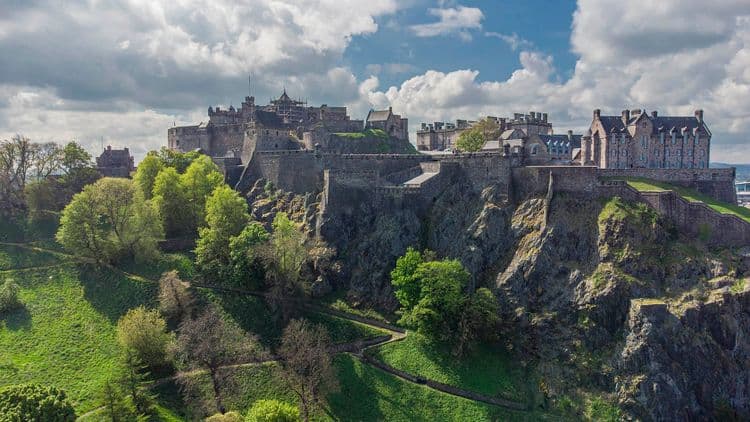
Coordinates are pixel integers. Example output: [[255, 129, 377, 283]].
[[365, 107, 409, 142], [581, 109, 711, 169]]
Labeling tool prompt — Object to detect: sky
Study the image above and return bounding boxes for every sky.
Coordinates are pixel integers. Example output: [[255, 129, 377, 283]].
[[1, 0, 749, 163]]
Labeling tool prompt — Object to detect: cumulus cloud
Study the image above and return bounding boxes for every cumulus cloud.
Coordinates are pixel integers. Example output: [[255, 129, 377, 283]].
[[485, 32, 533, 51], [410, 6, 483, 41], [362, 0, 750, 163]]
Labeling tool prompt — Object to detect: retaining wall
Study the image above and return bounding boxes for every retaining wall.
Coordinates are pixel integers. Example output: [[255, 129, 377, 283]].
[[599, 168, 737, 204]]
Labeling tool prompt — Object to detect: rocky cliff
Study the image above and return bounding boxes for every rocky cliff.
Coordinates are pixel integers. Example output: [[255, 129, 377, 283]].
[[245, 178, 750, 420]]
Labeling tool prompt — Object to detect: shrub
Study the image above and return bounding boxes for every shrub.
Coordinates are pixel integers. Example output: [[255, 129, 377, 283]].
[[116, 306, 173, 369], [0, 279, 21, 314], [245, 399, 299, 422], [0, 384, 76, 421], [206, 411, 244, 422]]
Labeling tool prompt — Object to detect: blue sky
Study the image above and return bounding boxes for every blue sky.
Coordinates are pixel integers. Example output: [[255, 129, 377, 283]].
[[0, 0, 749, 163], [346, 0, 578, 88]]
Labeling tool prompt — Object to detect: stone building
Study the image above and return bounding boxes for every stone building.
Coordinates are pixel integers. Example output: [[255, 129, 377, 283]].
[[416, 112, 553, 151], [96, 146, 134, 177], [168, 90, 363, 159], [581, 109, 711, 169], [365, 107, 409, 142]]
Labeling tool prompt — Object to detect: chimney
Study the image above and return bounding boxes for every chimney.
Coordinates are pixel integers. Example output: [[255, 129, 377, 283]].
[[651, 110, 658, 118], [593, 109, 601, 119], [567, 130, 573, 141], [542, 113, 548, 123], [695, 109, 704, 122], [621, 109, 630, 124]]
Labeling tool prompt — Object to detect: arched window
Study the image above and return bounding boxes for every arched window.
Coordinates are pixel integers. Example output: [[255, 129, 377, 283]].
[[531, 145, 538, 155]]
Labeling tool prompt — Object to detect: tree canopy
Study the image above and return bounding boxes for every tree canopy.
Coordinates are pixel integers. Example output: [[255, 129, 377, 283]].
[[133, 153, 164, 200], [56, 177, 162, 263], [455, 128, 486, 152], [0, 384, 76, 421]]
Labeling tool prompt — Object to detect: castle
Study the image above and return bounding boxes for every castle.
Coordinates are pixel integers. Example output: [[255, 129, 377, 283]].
[[168, 97, 745, 246], [96, 146, 134, 177]]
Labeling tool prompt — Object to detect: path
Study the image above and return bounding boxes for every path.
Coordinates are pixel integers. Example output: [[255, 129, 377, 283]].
[[2, 241, 529, 414]]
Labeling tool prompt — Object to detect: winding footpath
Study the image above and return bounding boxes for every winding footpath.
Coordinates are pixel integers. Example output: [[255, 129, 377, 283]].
[[1, 241, 529, 416]]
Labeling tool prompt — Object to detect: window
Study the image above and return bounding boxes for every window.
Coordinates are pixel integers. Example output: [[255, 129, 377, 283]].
[[621, 134, 626, 144], [671, 133, 676, 144], [531, 145, 538, 155], [660, 133, 665, 143]]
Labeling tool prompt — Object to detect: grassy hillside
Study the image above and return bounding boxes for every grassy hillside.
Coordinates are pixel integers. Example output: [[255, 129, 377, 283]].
[[369, 333, 530, 402]]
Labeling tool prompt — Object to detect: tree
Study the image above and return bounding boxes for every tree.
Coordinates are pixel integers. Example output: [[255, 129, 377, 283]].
[[456, 128, 485, 152], [60, 141, 93, 175], [407, 260, 468, 339], [133, 153, 164, 199], [0, 279, 22, 314], [31, 142, 64, 180], [176, 306, 265, 414], [206, 411, 244, 421], [390, 247, 425, 310], [195, 185, 251, 283], [473, 117, 501, 142], [56, 177, 163, 263], [245, 399, 299, 422], [158, 271, 194, 324], [156, 147, 201, 173], [265, 213, 307, 295], [228, 222, 270, 289], [454, 287, 500, 357], [118, 352, 155, 418], [278, 319, 338, 422], [0, 384, 76, 421], [152, 167, 189, 238], [180, 155, 224, 232], [0, 135, 36, 215], [116, 306, 173, 370], [101, 381, 130, 422]]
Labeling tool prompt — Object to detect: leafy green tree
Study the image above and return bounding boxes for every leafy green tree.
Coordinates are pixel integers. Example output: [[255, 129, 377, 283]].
[[206, 411, 244, 421], [116, 306, 173, 370], [407, 260, 468, 338], [56, 178, 163, 264], [133, 153, 164, 199], [60, 141, 92, 175], [390, 247, 425, 310], [455, 287, 500, 356], [266, 212, 307, 293], [152, 167, 189, 238], [195, 185, 250, 283], [0, 279, 22, 314], [156, 147, 201, 173], [180, 155, 224, 231], [473, 117, 501, 142], [0, 384, 76, 421], [101, 381, 130, 422], [456, 128, 485, 152], [118, 352, 155, 418], [245, 399, 299, 422], [228, 222, 270, 288]]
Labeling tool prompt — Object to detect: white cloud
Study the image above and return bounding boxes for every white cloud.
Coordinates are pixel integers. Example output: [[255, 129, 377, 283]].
[[410, 6, 483, 40], [361, 0, 750, 163], [485, 32, 533, 51]]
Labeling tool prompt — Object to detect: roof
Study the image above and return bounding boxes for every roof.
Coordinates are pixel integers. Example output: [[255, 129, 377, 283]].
[[597, 112, 706, 135], [500, 128, 525, 140], [538, 134, 582, 149], [367, 109, 391, 122], [482, 140, 501, 150]]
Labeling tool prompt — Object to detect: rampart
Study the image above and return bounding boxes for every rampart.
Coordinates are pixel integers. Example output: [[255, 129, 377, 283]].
[[512, 166, 601, 200], [599, 168, 737, 204]]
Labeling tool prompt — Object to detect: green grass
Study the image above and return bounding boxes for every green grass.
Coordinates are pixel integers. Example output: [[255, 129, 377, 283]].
[[155, 354, 545, 421], [620, 177, 750, 222], [333, 128, 389, 139], [370, 333, 529, 402], [0, 263, 158, 414], [0, 244, 68, 271], [319, 290, 393, 323]]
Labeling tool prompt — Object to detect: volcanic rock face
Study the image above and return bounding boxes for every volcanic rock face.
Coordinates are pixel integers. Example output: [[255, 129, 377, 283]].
[[246, 178, 749, 419]]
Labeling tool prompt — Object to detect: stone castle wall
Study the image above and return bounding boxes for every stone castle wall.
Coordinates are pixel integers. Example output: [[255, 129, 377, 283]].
[[599, 168, 737, 203], [511, 166, 601, 200]]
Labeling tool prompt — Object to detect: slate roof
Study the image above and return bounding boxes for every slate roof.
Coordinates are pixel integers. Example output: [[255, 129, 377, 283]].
[[597, 112, 706, 134], [538, 134, 582, 149], [367, 109, 392, 122]]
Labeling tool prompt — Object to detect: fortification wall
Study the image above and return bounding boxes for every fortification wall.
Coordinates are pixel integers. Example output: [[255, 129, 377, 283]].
[[512, 166, 600, 199], [596, 181, 750, 247], [599, 168, 737, 204], [238, 150, 323, 193], [435, 152, 512, 195]]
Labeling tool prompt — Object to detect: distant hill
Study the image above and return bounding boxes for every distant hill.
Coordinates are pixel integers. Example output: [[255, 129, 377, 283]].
[[712, 163, 750, 182]]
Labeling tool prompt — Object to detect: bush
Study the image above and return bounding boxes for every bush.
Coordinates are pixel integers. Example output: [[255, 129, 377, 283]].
[[206, 411, 244, 421], [0, 279, 21, 314], [246, 399, 299, 422], [0, 384, 76, 421], [116, 306, 173, 369]]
